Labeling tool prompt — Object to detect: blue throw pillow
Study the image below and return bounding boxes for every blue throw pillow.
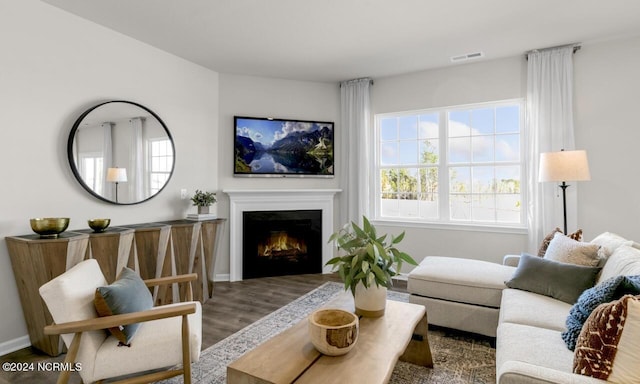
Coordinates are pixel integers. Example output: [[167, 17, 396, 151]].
[[94, 267, 153, 345], [562, 275, 640, 350]]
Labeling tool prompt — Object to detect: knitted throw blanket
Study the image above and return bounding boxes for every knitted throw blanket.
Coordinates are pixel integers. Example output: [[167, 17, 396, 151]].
[[562, 275, 640, 350]]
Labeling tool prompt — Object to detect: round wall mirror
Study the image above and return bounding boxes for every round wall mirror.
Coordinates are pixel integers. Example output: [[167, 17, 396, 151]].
[[67, 100, 175, 205]]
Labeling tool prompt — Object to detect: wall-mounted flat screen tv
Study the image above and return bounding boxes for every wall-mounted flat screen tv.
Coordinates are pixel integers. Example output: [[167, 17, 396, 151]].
[[234, 116, 334, 178]]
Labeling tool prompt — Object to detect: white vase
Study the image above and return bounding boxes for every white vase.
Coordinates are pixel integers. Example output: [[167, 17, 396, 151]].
[[354, 282, 387, 318]]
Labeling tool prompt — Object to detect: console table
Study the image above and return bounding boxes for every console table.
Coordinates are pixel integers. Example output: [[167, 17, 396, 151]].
[[6, 217, 226, 356]]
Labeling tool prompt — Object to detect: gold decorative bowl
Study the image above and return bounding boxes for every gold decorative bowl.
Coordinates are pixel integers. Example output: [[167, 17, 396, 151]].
[[30, 218, 70, 238], [308, 308, 359, 356], [88, 218, 111, 233]]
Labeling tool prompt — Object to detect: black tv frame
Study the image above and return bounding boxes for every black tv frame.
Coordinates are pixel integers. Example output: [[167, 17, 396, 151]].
[[234, 116, 335, 178]]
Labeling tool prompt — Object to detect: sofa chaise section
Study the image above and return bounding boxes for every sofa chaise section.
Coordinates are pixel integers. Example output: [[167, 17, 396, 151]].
[[408, 256, 515, 337]]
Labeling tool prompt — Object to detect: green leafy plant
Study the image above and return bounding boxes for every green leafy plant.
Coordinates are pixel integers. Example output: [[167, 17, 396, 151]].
[[190, 190, 216, 207], [326, 216, 417, 295]]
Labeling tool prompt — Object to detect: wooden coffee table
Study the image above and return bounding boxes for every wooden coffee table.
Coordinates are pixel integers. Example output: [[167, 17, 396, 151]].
[[227, 292, 433, 384]]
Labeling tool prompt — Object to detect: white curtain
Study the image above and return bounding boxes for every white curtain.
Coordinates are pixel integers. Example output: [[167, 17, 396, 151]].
[[526, 46, 576, 251], [130, 117, 144, 201], [340, 78, 372, 225], [101, 122, 113, 199]]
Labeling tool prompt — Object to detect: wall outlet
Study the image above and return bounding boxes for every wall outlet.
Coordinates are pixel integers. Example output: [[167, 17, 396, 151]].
[[180, 189, 188, 199]]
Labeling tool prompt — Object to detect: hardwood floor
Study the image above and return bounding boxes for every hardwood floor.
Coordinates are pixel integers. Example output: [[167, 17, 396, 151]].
[[0, 273, 407, 383], [200, 273, 344, 348]]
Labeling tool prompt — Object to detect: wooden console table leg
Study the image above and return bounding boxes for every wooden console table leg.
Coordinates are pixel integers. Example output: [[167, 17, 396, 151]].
[[6, 234, 88, 356], [400, 313, 433, 367]]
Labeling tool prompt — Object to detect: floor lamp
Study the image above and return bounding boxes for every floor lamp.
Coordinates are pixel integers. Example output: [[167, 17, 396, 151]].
[[106, 167, 127, 203], [538, 149, 591, 234]]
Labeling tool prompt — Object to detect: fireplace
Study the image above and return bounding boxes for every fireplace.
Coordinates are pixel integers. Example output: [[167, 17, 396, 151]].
[[223, 189, 340, 281], [243, 210, 322, 279]]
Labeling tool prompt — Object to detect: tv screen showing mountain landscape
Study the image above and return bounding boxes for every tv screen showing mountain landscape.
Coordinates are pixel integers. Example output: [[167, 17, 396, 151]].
[[234, 116, 334, 177]]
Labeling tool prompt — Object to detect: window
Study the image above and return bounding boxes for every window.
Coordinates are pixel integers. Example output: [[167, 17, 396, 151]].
[[79, 153, 104, 194], [149, 139, 173, 194], [375, 100, 524, 228]]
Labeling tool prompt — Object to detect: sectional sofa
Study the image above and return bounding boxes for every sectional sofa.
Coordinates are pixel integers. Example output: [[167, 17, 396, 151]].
[[408, 232, 640, 383]]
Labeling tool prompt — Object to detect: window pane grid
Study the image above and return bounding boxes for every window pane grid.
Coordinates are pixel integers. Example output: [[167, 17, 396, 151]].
[[379, 166, 439, 219], [149, 139, 173, 194], [376, 100, 523, 226]]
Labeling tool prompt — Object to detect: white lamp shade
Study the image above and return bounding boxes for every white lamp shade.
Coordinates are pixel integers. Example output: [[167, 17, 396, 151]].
[[106, 167, 128, 183], [539, 150, 590, 182]]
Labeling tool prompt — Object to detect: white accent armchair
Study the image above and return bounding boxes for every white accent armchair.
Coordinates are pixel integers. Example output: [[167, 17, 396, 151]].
[[39, 259, 202, 384]]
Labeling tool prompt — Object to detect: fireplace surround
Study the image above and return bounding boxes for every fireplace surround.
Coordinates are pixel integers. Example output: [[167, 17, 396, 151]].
[[224, 189, 340, 281]]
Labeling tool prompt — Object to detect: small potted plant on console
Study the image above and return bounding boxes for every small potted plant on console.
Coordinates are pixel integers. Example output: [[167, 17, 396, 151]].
[[326, 216, 417, 317], [191, 189, 217, 215]]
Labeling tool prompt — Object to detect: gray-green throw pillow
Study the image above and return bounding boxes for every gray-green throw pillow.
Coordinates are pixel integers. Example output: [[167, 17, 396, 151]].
[[94, 267, 153, 345], [505, 253, 601, 304]]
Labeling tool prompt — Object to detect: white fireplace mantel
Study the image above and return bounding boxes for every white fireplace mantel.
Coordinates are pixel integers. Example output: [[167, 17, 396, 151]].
[[223, 189, 341, 282]]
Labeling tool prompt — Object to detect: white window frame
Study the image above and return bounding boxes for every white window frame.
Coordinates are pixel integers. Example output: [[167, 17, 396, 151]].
[[373, 99, 527, 233], [148, 138, 173, 195], [78, 151, 104, 195]]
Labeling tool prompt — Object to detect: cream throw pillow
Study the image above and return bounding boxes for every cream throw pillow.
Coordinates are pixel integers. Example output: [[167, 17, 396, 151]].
[[590, 232, 634, 257], [544, 232, 601, 267]]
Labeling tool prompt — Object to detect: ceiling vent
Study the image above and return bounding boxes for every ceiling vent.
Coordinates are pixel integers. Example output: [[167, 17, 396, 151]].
[[450, 51, 485, 63]]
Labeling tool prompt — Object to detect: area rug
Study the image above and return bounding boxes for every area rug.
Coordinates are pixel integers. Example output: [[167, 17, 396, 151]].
[[161, 282, 495, 384]]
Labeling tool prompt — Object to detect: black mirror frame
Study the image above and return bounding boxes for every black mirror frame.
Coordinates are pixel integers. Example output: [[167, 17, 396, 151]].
[[67, 100, 175, 205]]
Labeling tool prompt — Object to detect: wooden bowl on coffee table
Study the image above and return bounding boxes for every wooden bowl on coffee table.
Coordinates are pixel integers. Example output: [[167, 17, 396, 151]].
[[308, 308, 359, 356]]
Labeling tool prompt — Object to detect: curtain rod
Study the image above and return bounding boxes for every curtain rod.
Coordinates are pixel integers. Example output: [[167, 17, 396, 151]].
[[339, 78, 374, 88], [525, 43, 581, 58]]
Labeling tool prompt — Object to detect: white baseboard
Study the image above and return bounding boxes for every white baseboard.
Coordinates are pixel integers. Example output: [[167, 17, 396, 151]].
[[393, 273, 409, 281], [0, 335, 30, 357], [214, 273, 230, 282]]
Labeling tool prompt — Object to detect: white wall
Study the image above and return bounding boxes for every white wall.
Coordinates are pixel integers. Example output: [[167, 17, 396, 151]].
[[216, 58, 531, 275], [371, 57, 529, 266], [574, 35, 640, 241], [216, 74, 340, 277], [0, 0, 219, 352], [215, 38, 640, 274], [370, 36, 640, 268]]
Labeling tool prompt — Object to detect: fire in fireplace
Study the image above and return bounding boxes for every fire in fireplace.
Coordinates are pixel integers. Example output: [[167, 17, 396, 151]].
[[243, 210, 322, 279], [258, 231, 308, 259]]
